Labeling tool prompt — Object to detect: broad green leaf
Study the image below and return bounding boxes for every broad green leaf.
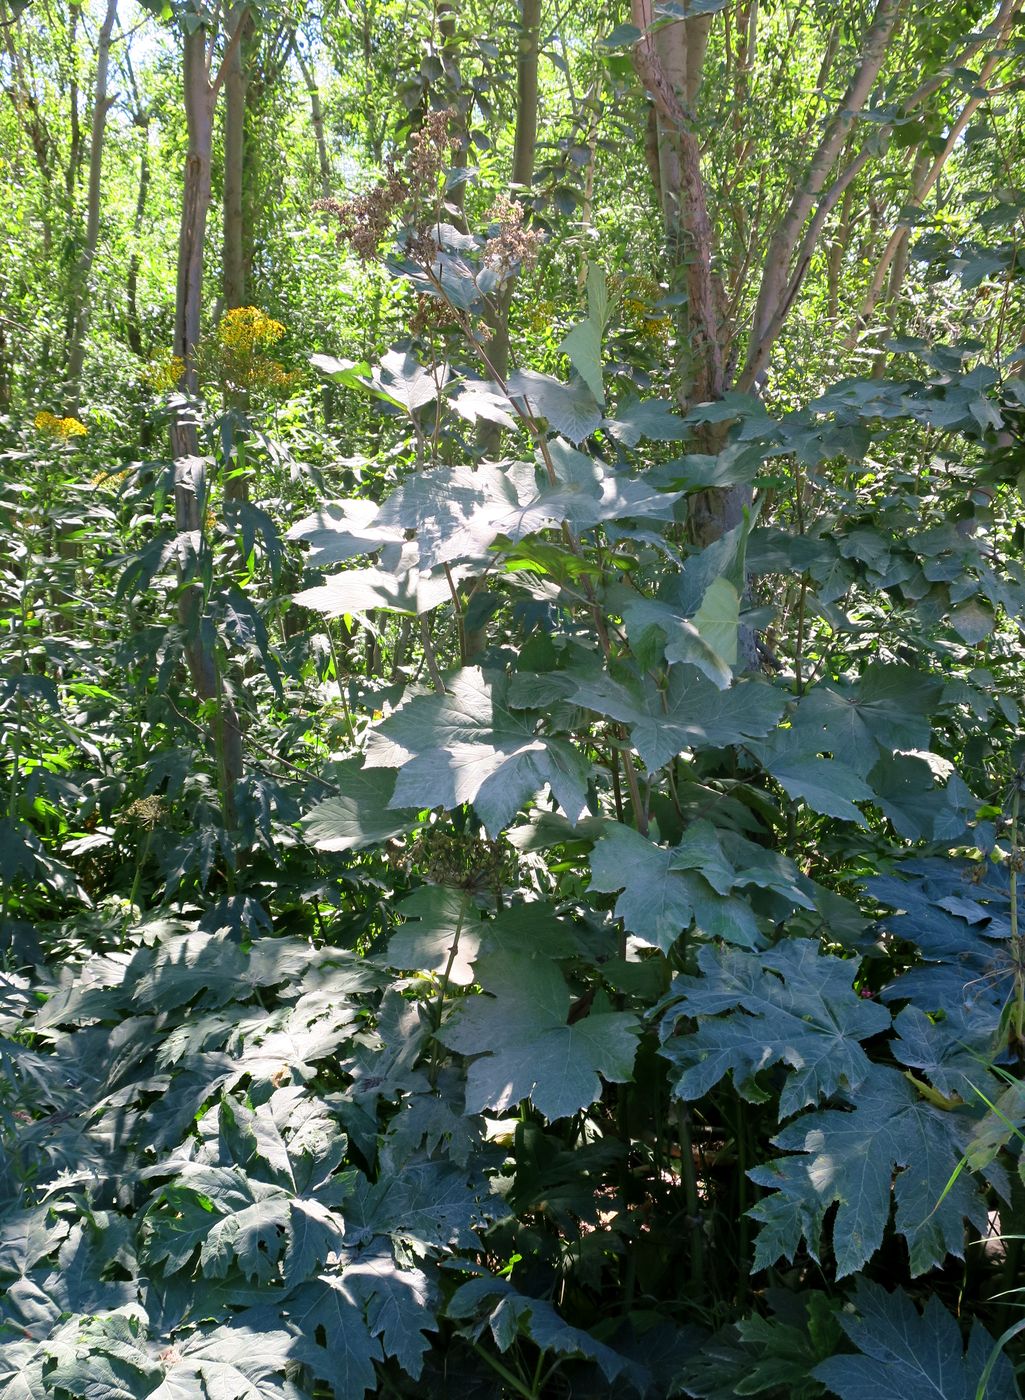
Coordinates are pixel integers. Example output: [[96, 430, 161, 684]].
[[364, 667, 591, 836], [658, 942, 891, 1118], [287, 499, 406, 568], [588, 823, 726, 952], [604, 395, 687, 447], [751, 733, 873, 825], [439, 950, 639, 1120], [790, 663, 942, 777], [386, 887, 481, 985], [506, 369, 603, 443], [571, 664, 784, 773], [813, 1280, 1019, 1400], [294, 563, 453, 617], [448, 1276, 644, 1386], [749, 1066, 992, 1278], [345, 1249, 437, 1379], [287, 1275, 383, 1396], [304, 762, 420, 852]]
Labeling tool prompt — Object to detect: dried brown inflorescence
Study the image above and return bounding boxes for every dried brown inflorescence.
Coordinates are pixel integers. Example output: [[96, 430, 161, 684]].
[[482, 195, 545, 275], [314, 108, 457, 264]]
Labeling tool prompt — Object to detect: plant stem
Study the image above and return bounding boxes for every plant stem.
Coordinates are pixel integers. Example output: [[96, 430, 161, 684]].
[[470, 1341, 537, 1399]]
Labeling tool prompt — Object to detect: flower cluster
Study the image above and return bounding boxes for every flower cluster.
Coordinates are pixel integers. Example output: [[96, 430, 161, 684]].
[[92, 467, 131, 489], [482, 195, 545, 275], [401, 825, 515, 893], [314, 108, 456, 264], [34, 410, 88, 439], [217, 306, 285, 354], [141, 349, 185, 392], [199, 306, 300, 398]]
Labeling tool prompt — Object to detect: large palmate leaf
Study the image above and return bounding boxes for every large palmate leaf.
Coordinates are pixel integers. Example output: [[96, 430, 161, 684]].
[[286, 1274, 383, 1397], [374, 453, 681, 572], [789, 662, 942, 777], [287, 499, 406, 568], [658, 942, 891, 1118], [751, 729, 874, 826], [363, 667, 591, 836], [749, 1065, 995, 1278], [571, 664, 784, 773], [386, 887, 482, 985], [588, 823, 761, 952], [294, 562, 453, 617], [506, 368, 603, 443], [439, 950, 639, 1120], [303, 761, 420, 852], [813, 1280, 1020, 1400], [448, 1275, 646, 1387]]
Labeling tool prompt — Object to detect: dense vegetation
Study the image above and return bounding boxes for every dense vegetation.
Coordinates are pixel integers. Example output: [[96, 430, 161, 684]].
[[2, 0, 1025, 1394]]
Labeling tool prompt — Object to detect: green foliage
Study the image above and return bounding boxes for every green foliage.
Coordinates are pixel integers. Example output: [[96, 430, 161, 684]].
[[4, 2, 1025, 1394]]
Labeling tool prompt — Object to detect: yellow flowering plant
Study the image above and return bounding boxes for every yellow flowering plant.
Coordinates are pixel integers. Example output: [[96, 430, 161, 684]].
[[34, 410, 88, 440], [141, 349, 185, 393], [198, 306, 301, 400]]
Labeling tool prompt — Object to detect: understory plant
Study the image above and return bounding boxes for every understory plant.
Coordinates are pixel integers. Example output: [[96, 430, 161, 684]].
[[3, 163, 1025, 1400]]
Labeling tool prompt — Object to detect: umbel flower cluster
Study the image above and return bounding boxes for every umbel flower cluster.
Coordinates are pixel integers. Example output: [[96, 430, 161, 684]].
[[34, 410, 88, 439]]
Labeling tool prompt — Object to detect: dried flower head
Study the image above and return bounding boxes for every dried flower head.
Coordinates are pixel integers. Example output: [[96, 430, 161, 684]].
[[482, 195, 544, 274], [125, 795, 163, 830], [314, 109, 457, 263]]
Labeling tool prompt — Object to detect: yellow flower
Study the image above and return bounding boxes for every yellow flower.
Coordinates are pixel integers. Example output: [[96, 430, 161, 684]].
[[217, 306, 285, 353], [92, 467, 130, 488], [142, 349, 185, 392], [34, 410, 87, 439]]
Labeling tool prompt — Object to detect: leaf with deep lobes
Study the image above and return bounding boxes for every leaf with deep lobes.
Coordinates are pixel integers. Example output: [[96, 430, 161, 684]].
[[439, 950, 639, 1120]]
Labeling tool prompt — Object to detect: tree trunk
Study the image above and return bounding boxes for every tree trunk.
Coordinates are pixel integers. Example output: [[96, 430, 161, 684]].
[[172, 20, 244, 828], [222, 5, 250, 312], [740, 0, 903, 387], [125, 110, 151, 359], [65, 0, 118, 415], [480, 0, 540, 407], [294, 47, 331, 197], [172, 26, 215, 456]]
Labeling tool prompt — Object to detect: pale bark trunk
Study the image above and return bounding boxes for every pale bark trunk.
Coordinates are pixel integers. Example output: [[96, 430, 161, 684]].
[[223, 5, 249, 311], [65, 0, 118, 415], [294, 47, 331, 197]]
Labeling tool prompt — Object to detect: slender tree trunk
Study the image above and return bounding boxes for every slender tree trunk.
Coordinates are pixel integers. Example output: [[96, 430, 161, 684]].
[[438, 0, 469, 222], [222, 5, 249, 312], [172, 21, 245, 828], [125, 111, 151, 359], [480, 0, 540, 397], [740, 0, 904, 386], [294, 47, 331, 197], [65, 0, 118, 415], [172, 28, 215, 456]]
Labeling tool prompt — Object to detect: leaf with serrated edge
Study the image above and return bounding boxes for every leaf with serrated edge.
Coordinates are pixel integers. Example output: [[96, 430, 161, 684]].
[[440, 950, 638, 1120]]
